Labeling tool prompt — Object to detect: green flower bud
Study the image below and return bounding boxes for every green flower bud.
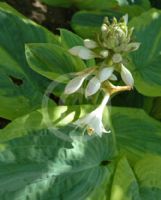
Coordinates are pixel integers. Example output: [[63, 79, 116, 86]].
[[98, 15, 136, 52]]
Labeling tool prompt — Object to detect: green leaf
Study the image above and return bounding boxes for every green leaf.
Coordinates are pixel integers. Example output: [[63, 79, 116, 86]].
[[111, 107, 161, 164], [40, 0, 150, 10], [40, 0, 72, 7], [129, 9, 161, 96], [40, 0, 117, 9], [60, 29, 84, 49], [0, 106, 116, 200], [134, 155, 161, 199], [0, 3, 59, 120], [150, 97, 161, 121], [110, 157, 141, 200], [25, 43, 86, 83]]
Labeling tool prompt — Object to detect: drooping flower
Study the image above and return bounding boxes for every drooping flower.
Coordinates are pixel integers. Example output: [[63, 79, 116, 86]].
[[120, 64, 134, 87], [65, 66, 114, 97], [64, 74, 89, 94], [74, 94, 110, 137]]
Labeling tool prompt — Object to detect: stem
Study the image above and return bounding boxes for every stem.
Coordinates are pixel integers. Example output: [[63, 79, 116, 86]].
[[100, 94, 110, 108]]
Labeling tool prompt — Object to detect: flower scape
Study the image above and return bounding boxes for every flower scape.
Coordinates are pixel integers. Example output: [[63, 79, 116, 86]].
[[64, 15, 140, 137]]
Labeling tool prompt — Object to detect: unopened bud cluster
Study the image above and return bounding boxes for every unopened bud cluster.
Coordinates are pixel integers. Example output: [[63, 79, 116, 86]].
[[64, 15, 140, 137]]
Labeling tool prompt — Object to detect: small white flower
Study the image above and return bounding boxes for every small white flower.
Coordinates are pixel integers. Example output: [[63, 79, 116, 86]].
[[112, 53, 122, 63], [69, 46, 96, 60], [74, 94, 110, 137], [98, 67, 114, 82], [84, 39, 97, 49], [64, 74, 88, 94], [85, 76, 101, 98], [120, 64, 134, 87]]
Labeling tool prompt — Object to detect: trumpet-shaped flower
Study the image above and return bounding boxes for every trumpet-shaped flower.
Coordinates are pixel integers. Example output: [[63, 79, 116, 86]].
[[74, 94, 110, 137]]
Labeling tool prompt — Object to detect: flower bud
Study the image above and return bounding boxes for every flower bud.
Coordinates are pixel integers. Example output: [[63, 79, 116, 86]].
[[100, 50, 109, 58], [112, 53, 122, 63], [84, 39, 98, 49]]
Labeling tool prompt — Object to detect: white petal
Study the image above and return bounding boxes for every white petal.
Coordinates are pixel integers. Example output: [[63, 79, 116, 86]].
[[79, 47, 96, 60], [94, 121, 108, 137], [64, 75, 86, 94], [69, 46, 95, 60], [109, 74, 117, 81], [101, 24, 108, 32], [68, 46, 84, 56], [112, 53, 122, 63], [120, 64, 134, 87], [85, 77, 101, 97], [98, 67, 114, 82], [123, 14, 128, 24], [125, 42, 141, 52], [84, 39, 97, 49]]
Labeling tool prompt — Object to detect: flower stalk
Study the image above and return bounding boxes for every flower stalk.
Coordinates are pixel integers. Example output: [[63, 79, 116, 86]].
[[64, 14, 140, 136]]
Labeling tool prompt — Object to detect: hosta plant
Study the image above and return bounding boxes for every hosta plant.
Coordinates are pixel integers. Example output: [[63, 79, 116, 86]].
[[0, 1, 161, 200]]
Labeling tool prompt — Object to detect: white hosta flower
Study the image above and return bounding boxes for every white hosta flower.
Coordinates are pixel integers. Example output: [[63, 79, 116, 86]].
[[85, 67, 114, 97], [69, 46, 96, 60], [65, 74, 88, 94], [74, 94, 110, 137], [85, 77, 101, 98], [98, 67, 114, 82], [84, 39, 97, 49], [112, 53, 122, 63], [120, 64, 134, 87]]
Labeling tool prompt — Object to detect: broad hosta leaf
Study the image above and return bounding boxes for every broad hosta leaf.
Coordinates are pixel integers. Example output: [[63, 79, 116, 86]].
[[110, 157, 141, 200], [0, 3, 59, 120], [40, 0, 150, 9], [0, 106, 116, 200], [25, 43, 86, 83], [60, 29, 83, 49], [111, 107, 161, 164], [40, 0, 117, 9], [40, 0, 72, 7], [1, 105, 161, 199], [151, 97, 161, 121], [129, 9, 161, 96], [134, 155, 161, 199]]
